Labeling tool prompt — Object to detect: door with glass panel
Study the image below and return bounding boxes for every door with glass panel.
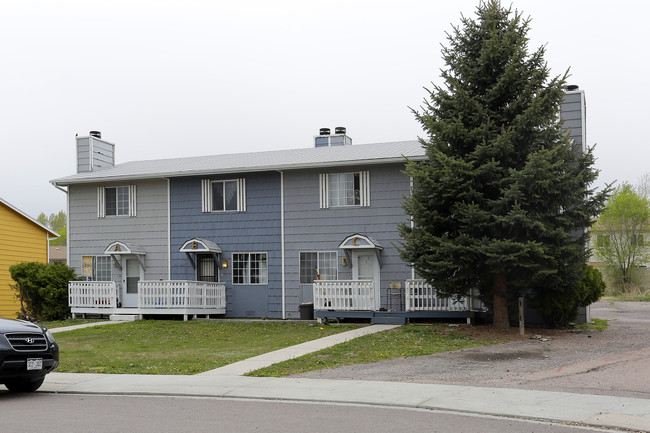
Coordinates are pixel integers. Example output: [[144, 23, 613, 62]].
[[122, 258, 142, 308]]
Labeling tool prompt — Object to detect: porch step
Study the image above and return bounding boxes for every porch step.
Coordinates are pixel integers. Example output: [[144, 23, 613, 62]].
[[110, 314, 141, 322], [371, 312, 407, 325]]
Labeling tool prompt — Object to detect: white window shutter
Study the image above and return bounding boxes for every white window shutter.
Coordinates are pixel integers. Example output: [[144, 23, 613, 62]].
[[201, 179, 212, 212], [129, 185, 137, 217], [360, 171, 370, 207], [319, 173, 329, 209], [97, 186, 105, 218], [237, 178, 246, 212]]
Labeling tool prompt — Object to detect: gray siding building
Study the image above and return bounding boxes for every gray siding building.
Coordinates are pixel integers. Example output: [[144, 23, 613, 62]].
[[53, 132, 426, 319]]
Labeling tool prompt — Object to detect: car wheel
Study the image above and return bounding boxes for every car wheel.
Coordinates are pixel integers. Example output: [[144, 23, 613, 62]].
[[4, 377, 45, 393]]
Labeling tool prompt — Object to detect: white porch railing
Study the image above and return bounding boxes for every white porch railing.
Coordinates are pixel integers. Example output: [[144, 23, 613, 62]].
[[138, 280, 226, 310], [68, 281, 118, 308], [405, 279, 474, 311], [313, 280, 374, 311]]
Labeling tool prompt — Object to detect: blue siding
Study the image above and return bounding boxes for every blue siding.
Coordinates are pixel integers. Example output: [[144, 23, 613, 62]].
[[170, 172, 282, 318], [283, 163, 413, 318]]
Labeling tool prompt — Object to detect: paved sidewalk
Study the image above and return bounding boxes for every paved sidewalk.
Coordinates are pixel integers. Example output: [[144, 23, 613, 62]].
[[41, 319, 650, 431], [49, 321, 119, 333], [42, 373, 650, 431]]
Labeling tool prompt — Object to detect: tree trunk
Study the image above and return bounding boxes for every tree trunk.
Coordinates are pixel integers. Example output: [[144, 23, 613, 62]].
[[493, 272, 510, 329]]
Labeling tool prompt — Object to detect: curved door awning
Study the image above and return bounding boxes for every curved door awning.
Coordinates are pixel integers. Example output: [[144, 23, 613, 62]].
[[179, 238, 222, 270], [338, 234, 383, 250], [338, 234, 383, 267], [103, 241, 146, 270], [179, 238, 222, 254]]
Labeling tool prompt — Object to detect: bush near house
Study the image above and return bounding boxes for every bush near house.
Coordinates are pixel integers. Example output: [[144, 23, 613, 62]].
[[531, 264, 606, 327], [9, 262, 78, 321]]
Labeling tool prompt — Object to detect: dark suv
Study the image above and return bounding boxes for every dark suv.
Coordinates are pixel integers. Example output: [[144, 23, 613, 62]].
[[0, 317, 59, 392]]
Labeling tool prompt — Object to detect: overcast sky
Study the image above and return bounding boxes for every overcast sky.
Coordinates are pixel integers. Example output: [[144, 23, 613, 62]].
[[1, 0, 648, 219]]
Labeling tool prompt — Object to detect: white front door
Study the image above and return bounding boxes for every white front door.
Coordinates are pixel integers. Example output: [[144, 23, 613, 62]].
[[353, 251, 381, 310], [122, 258, 142, 308]]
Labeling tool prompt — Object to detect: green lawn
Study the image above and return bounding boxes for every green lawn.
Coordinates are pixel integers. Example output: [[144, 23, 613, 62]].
[[248, 324, 498, 377], [52, 321, 361, 375]]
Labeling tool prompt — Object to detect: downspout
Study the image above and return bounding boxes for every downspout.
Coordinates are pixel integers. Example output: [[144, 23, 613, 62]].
[[409, 176, 415, 280], [279, 171, 286, 319], [52, 183, 69, 266], [167, 178, 171, 279]]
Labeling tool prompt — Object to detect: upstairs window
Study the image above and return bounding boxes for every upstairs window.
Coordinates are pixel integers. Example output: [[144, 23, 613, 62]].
[[319, 171, 370, 208], [98, 185, 136, 217], [202, 179, 246, 212]]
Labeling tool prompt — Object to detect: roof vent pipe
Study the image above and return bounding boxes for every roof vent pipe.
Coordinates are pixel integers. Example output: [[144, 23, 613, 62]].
[[566, 85, 579, 91], [319, 128, 330, 136], [335, 127, 346, 134], [90, 131, 102, 139]]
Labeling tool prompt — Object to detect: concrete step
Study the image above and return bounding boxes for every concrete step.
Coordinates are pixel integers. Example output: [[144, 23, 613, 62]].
[[109, 314, 141, 322]]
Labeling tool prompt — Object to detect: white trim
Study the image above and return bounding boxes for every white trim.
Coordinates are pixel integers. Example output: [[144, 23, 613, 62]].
[[231, 252, 269, 285], [319, 173, 329, 209], [97, 186, 106, 218], [179, 238, 222, 253], [299, 250, 338, 284], [360, 170, 371, 207], [167, 178, 171, 279], [201, 179, 212, 212], [202, 178, 246, 212], [351, 250, 381, 310], [280, 171, 286, 319], [320, 171, 370, 208], [238, 178, 247, 212], [129, 185, 137, 217]]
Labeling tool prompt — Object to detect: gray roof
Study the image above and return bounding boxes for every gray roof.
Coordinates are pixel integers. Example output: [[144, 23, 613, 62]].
[[52, 140, 425, 186]]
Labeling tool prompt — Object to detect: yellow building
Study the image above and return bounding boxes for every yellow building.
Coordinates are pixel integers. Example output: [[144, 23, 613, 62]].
[[0, 198, 59, 318]]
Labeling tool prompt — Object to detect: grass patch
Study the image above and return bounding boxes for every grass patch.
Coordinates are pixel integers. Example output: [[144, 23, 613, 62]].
[[572, 318, 608, 331], [604, 292, 650, 302], [247, 324, 499, 377], [53, 321, 360, 375]]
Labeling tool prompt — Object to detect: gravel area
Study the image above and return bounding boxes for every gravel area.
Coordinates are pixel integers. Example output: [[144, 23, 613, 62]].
[[291, 301, 650, 399]]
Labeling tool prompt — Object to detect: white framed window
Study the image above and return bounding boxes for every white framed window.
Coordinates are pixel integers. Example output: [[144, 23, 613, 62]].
[[97, 185, 136, 217], [319, 171, 370, 208], [82, 255, 112, 281], [201, 179, 246, 212], [232, 252, 268, 285], [300, 251, 338, 283]]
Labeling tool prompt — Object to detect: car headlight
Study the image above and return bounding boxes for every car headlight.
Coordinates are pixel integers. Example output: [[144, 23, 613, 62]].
[[45, 329, 56, 344]]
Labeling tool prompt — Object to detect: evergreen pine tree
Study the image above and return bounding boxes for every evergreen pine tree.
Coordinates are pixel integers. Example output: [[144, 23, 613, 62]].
[[399, 1, 608, 328]]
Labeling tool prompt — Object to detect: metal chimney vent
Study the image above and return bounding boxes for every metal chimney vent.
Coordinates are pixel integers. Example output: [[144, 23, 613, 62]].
[[319, 128, 331, 136], [335, 127, 346, 134], [89, 131, 102, 139], [566, 85, 579, 91]]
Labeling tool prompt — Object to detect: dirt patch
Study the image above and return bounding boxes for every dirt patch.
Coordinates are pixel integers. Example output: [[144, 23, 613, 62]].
[[292, 301, 650, 399]]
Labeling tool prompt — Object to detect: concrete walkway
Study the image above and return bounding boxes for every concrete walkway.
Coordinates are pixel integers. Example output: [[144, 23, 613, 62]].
[[42, 321, 650, 431], [198, 324, 400, 376], [49, 321, 117, 333]]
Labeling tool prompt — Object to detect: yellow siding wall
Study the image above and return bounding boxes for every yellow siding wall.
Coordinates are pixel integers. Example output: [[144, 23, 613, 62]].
[[0, 203, 50, 318]]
